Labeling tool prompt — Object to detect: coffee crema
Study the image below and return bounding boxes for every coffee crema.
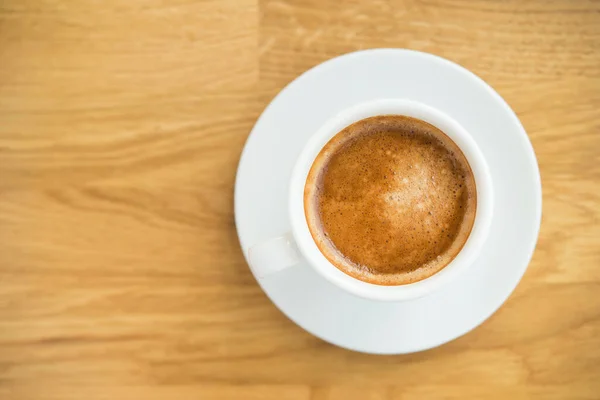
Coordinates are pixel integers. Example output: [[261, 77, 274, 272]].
[[304, 115, 477, 285]]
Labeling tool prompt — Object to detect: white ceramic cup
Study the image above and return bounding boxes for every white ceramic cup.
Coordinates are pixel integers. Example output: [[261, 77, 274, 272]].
[[248, 99, 493, 302]]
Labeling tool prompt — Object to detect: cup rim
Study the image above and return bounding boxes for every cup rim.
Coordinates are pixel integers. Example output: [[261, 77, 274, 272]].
[[289, 98, 493, 301]]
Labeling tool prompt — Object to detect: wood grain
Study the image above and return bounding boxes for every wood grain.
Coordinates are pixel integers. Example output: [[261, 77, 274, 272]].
[[1, 0, 599, 399]]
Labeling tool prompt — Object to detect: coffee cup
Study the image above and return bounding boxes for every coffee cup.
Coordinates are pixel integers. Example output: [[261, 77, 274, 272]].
[[247, 99, 493, 301]]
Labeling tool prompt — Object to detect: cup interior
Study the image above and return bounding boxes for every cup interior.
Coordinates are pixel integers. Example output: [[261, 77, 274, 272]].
[[289, 99, 493, 301]]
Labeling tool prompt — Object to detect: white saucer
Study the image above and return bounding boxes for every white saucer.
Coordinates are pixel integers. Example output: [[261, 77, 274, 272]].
[[234, 49, 542, 354]]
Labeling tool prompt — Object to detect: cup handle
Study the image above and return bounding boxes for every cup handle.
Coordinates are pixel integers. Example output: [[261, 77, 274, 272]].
[[247, 232, 302, 278]]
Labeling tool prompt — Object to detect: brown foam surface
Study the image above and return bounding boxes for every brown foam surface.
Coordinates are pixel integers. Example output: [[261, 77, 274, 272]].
[[304, 115, 477, 285]]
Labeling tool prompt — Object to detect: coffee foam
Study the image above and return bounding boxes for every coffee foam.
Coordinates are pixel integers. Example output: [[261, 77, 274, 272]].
[[304, 115, 477, 285]]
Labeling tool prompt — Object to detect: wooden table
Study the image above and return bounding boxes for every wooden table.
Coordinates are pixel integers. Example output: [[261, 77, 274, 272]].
[[1, 1, 599, 399]]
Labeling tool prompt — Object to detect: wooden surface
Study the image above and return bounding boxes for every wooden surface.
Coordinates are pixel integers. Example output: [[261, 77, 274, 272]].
[[1, 0, 599, 399]]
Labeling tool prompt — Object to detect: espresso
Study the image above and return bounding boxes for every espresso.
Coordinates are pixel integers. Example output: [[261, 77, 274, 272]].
[[304, 115, 477, 285]]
